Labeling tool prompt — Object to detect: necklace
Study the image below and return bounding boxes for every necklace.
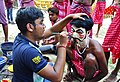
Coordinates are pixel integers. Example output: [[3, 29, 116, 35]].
[[76, 37, 89, 55]]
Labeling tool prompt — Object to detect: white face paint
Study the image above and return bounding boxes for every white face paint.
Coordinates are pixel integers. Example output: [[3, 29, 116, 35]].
[[72, 25, 87, 41]]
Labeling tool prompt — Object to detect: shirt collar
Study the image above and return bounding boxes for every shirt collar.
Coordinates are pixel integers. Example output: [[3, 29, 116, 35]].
[[17, 33, 39, 48]]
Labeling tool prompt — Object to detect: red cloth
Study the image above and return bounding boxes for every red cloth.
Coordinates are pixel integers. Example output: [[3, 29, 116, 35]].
[[52, 0, 68, 20], [5, 0, 13, 8], [104, 5, 115, 15], [71, 49, 100, 77], [71, 49, 85, 77], [69, 1, 91, 16], [91, 1, 106, 24], [102, 7, 120, 64], [67, 1, 91, 33], [0, 0, 8, 25]]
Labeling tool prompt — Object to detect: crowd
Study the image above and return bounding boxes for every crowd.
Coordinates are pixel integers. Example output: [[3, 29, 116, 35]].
[[0, 0, 120, 82]]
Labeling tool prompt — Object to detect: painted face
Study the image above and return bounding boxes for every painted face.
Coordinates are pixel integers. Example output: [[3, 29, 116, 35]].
[[48, 11, 58, 23], [71, 25, 87, 41]]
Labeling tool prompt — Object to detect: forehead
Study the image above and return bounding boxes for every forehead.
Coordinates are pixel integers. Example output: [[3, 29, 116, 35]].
[[35, 18, 44, 23], [72, 25, 84, 29], [48, 11, 55, 15]]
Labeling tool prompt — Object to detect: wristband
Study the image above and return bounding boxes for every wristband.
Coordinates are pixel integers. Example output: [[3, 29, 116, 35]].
[[57, 45, 66, 49]]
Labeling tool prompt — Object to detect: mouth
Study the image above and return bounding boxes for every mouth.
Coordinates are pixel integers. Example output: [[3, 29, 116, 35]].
[[79, 34, 84, 39]]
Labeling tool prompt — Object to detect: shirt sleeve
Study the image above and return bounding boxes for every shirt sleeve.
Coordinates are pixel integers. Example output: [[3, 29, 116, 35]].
[[22, 47, 48, 73]]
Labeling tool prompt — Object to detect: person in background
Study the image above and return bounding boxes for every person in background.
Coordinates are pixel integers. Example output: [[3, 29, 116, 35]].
[[5, 0, 15, 24], [12, 6, 87, 82], [91, 0, 106, 37], [43, 7, 67, 45], [43, 7, 60, 45], [102, 0, 120, 82], [52, 0, 70, 20], [67, 0, 95, 37], [18, 0, 34, 8], [0, 0, 9, 42], [64, 15, 108, 82]]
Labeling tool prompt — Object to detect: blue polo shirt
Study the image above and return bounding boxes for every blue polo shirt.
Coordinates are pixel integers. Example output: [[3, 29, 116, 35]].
[[12, 33, 48, 82]]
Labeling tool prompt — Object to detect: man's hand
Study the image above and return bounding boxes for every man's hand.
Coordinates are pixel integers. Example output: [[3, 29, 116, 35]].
[[70, 13, 89, 20], [59, 31, 69, 47]]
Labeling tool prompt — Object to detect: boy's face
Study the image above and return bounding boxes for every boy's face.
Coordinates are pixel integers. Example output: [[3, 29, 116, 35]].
[[48, 11, 58, 22], [32, 18, 46, 40], [71, 25, 87, 41]]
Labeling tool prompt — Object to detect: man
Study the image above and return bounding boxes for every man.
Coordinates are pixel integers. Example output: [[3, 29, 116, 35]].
[[48, 7, 59, 25], [65, 15, 108, 81], [0, 0, 8, 42], [18, 0, 34, 8], [12, 7, 87, 82], [5, 0, 15, 24], [91, 0, 106, 37], [42, 7, 60, 45], [43, 7, 67, 45], [52, 0, 69, 20], [102, 0, 120, 82]]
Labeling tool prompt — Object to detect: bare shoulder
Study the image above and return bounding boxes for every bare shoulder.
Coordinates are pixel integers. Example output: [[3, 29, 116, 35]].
[[89, 38, 103, 52]]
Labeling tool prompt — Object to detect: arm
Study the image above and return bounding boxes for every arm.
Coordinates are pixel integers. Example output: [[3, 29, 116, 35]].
[[43, 13, 88, 39], [38, 31, 68, 82], [87, 41, 108, 82]]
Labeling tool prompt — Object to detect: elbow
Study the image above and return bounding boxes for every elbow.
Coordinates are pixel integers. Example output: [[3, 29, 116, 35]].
[[105, 69, 108, 76], [102, 68, 108, 77], [51, 75, 62, 82]]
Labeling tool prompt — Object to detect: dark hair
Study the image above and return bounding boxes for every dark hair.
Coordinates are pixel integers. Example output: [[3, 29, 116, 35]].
[[48, 7, 59, 15], [70, 15, 94, 31], [15, 7, 44, 34]]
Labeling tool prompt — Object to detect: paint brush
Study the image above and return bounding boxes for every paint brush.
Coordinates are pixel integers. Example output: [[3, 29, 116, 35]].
[[52, 32, 60, 35]]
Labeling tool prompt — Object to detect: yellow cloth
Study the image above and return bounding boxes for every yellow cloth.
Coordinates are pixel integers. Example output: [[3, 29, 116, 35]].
[[90, 0, 97, 14], [34, 0, 41, 8], [8, 65, 13, 73]]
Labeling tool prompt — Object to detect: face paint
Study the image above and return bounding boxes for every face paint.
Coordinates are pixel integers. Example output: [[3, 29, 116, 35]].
[[72, 26, 87, 41]]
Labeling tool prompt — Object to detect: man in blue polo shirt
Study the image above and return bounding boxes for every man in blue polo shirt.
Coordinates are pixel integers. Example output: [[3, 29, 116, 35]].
[[12, 7, 87, 82]]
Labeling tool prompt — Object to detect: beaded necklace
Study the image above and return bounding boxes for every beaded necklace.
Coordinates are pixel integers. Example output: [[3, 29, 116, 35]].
[[76, 37, 89, 55]]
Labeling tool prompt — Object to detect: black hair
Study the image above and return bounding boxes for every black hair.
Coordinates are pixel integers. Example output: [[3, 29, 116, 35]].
[[48, 7, 59, 15], [15, 7, 44, 35], [70, 15, 94, 31]]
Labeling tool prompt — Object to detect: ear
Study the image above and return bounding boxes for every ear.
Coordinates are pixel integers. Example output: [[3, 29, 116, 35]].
[[87, 31, 90, 36], [26, 23, 34, 32], [87, 31, 90, 34]]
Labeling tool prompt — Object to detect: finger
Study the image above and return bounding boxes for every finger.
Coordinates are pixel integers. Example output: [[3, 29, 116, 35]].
[[79, 17, 85, 20], [79, 13, 89, 18]]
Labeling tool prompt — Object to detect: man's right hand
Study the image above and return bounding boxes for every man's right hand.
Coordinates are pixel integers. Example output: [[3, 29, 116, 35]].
[[59, 31, 68, 47]]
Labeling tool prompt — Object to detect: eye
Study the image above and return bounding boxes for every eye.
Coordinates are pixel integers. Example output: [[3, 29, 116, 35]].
[[76, 29, 84, 34], [72, 28, 75, 32]]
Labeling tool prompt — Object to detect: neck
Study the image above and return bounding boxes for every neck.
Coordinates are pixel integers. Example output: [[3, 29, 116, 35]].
[[78, 37, 89, 48], [25, 32, 37, 43], [76, 37, 89, 55]]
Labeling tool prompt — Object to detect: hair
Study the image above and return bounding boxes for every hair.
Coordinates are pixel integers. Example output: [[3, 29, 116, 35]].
[[70, 15, 94, 31], [48, 7, 59, 15], [15, 7, 44, 34]]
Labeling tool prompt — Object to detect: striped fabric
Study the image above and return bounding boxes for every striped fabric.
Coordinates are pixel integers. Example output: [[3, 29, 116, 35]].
[[102, 7, 120, 64], [91, 1, 106, 24], [71, 49, 85, 77], [52, 0, 68, 20], [104, 5, 117, 18], [0, 0, 8, 25]]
